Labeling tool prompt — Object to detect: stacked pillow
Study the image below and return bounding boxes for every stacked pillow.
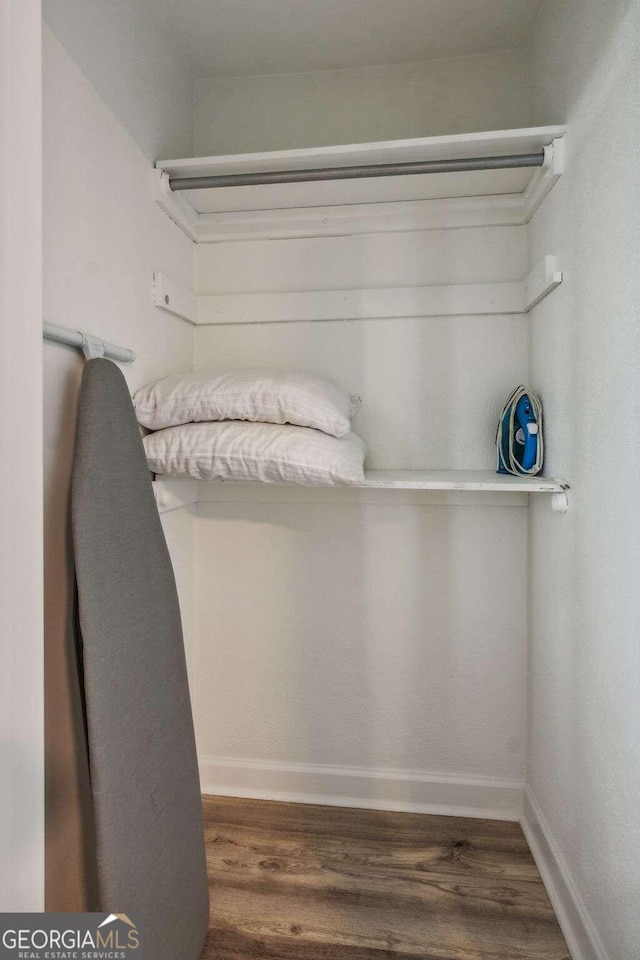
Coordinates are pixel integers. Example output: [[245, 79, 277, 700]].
[[133, 370, 366, 485]]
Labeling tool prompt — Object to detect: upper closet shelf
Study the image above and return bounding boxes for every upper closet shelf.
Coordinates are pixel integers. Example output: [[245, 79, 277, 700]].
[[153, 126, 566, 242]]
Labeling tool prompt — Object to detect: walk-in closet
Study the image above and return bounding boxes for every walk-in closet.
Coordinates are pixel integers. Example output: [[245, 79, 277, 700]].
[[2, 2, 639, 959]]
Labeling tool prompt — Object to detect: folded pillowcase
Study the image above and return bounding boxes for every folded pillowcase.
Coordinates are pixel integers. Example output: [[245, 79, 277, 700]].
[[133, 369, 361, 438], [144, 421, 366, 486]]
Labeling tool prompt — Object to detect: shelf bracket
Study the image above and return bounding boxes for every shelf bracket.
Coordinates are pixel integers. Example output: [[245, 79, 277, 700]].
[[152, 272, 198, 324], [551, 489, 569, 514], [548, 480, 570, 513], [525, 255, 563, 311], [152, 479, 200, 514]]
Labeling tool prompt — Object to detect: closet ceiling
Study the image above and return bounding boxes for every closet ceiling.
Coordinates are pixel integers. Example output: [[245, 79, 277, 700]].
[[149, 0, 542, 78]]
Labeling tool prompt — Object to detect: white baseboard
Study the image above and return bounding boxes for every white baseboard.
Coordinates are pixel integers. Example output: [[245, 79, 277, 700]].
[[521, 787, 609, 960], [199, 755, 523, 821]]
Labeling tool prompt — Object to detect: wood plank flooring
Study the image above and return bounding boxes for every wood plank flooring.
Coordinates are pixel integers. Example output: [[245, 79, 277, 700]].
[[201, 796, 570, 960]]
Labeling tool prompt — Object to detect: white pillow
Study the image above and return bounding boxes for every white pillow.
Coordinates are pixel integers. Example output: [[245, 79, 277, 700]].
[[144, 421, 366, 486], [133, 369, 361, 437]]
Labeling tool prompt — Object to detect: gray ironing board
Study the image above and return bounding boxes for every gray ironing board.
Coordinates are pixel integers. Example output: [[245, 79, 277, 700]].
[[72, 358, 208, 960]]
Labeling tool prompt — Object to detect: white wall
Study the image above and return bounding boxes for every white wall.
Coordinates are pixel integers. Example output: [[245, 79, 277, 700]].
[[190, 217, 529, 814], [43, 0, 194, 159], [194, 48, 530, 155], [196, 228, 528, 469], [526, 2, 640, 957], [43, 26, 195, 909], [0, 0, 44, 911], [194, 497, 527, 773]]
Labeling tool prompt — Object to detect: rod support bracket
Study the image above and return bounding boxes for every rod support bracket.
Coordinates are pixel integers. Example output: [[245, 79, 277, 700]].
[[543, 137, 565, 175], [80, 332, 106, 361]]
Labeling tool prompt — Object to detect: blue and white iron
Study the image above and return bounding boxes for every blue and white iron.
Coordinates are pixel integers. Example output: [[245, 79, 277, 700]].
[[496, 385, 544, 476]]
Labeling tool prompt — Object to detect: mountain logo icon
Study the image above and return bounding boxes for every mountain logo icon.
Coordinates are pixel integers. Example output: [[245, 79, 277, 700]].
[[98, 914, 138, 930]]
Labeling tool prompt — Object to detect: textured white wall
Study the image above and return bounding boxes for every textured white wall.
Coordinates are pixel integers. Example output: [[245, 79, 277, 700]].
[[43, 0, 194, 159], [191, 219, 529, 790], [43, 27, 195, 909], [194, 48, 530, 155], [527, 1, 640, 956], [196, 227, 527, 470], [194, 500, 527, 778]]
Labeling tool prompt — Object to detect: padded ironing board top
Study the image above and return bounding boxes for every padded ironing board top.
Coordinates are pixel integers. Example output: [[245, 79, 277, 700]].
[[72, 358, 208, 960]]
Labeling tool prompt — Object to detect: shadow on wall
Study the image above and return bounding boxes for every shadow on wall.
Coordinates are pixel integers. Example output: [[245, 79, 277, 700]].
[[42, 0, 194, 160], [531, 0, 637, 128]]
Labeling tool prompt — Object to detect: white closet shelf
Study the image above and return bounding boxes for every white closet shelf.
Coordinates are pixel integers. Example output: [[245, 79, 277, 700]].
[[338, 470, 565, 492], [152, 471, 569, 514], [152, 126, 566, 242]]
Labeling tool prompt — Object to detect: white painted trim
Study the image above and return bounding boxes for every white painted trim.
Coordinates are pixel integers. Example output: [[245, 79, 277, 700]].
[[521, 787, 609, 960], [151, 169, 199, 242], [199, 756, 523, 821], [152, 471, 567, 513], [522, 136, 565, 221], [356, 469, 563, 492], [157, 126, 567, 179], [152, 272, 198, 324], [153, 478, 531, 511], [197, 194, 525, 242], [525, 255, 563, 311], [0, 0, 44, 911], [197, 282, 524, 325]]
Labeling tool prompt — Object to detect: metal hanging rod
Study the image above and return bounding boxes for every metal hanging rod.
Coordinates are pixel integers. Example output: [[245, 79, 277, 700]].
[[169, 152, 545, 191], [43, 321, 135, 363]]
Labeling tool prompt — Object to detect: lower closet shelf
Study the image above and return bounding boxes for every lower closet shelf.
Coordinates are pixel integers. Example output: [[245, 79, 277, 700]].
[[152, 470, 568, 514], [337, 470, 564, 491]]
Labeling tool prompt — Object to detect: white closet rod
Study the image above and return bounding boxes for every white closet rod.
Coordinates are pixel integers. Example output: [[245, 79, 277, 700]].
[[43, 321, 135, 363], [169, 152, 544, 191]]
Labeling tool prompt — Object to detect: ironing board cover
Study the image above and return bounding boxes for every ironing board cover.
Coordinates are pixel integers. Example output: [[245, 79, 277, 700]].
[[72, 358, 208, 960]]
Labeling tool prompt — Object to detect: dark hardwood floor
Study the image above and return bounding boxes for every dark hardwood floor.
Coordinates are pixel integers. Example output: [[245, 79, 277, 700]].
[[201, 795, 570, 960]]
